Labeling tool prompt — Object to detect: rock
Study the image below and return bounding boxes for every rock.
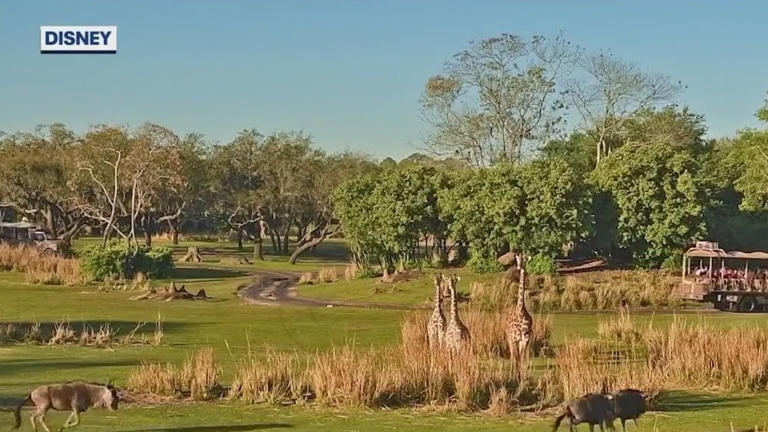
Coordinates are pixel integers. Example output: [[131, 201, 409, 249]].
[[497, 252, 517, 267]]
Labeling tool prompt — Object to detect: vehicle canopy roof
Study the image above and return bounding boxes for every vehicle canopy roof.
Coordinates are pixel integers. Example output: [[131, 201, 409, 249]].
[[0, 222, 39, 230], [685, 242, 768, 260]]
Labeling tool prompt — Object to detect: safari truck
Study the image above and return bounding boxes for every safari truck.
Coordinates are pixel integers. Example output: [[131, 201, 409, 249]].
[[677, 241, 768, 312], [0, 222, 60, 254]]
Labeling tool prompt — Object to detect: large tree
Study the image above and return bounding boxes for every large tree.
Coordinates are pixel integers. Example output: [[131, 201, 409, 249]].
[[0, 124, 85, 249], [594, 142, 708, 267], [209, 129, 266, 251], [421, 33, 578, 166], [566, 52, 682, 166]]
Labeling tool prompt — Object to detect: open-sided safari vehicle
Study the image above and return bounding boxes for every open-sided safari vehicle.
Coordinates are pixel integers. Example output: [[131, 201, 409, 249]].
[[0, 221, 60, 254], [677, 241, 768, 312]]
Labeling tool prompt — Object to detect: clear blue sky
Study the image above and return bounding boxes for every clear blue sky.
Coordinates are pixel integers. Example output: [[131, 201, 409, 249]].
[[1, 1, 767, 159]]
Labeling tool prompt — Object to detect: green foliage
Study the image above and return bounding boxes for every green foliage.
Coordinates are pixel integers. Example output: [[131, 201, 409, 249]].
[[527, 253, 558, 275], [467, 249, 503, 274], [334, 164, 449, 272], [661, 250, 683, 271], [594, 142, 708, 268], [336, 158, 591, 273], [81, 241, 174, 281]]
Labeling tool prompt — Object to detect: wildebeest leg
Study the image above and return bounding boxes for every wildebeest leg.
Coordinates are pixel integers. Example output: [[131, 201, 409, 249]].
[[35, 409, 51, 432], [30, 413, 38, 432], [58, 409, 80, 431], [569, 418, 576, 432], [621, 418, 626, 432]]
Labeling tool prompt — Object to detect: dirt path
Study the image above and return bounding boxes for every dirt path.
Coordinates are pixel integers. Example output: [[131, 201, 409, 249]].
[[237, 270, 425, 310]]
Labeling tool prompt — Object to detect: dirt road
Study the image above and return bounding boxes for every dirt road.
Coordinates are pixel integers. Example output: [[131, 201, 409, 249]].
[[237, 270, 425, 310]]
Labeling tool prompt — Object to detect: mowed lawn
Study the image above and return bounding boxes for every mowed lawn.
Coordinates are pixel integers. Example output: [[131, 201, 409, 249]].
[[2, 240, 768, 431]]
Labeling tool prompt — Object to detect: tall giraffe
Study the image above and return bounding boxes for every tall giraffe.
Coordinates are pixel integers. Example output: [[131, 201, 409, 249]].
[[505, 261, 533, 362], [444, 274, 470, 351], [427, 273, 446, 348]]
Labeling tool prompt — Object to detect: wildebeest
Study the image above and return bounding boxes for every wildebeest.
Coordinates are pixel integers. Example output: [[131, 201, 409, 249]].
[[553, 393, 615, 431], [13, 381, 119, 431], [611, 389, 646, 431]]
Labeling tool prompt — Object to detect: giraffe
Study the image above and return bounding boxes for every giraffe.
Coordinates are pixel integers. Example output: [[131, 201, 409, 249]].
[[427, 273, 446, 348], [505, 259, 533, 363], [444, 274, 470, 351]]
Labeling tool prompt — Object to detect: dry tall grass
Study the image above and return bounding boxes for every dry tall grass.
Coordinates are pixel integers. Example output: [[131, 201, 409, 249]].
[[231, 350, 307, 404], [402, 311, 552, 359], [0, 318, 164, 347], [645, 316, 768, 392], [554, 338, 662, 406], [471, 270, 680, 313], [317, 268, 338, 283], [127, 347, 221, 400], [0, 244, 83, 285], [597, 309, 644, 344]]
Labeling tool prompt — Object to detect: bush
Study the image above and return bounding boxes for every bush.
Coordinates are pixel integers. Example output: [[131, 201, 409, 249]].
[[661, 249, 683, 271], [81, 241, 174, 281], [526, 253, 558, 275], [467, 249, 503, 274]]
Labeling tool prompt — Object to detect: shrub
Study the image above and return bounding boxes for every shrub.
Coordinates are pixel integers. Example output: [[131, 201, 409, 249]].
[[81, 241, 174, 281], [467, 250, 503, 274], [526, 253, 558, 275], [661, 249, 683, 272], [317, 268, 338, 283]]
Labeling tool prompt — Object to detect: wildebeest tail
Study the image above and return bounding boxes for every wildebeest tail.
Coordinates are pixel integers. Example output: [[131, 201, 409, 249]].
[[552, 406, 572, 431], [13, 394, 31, 429]]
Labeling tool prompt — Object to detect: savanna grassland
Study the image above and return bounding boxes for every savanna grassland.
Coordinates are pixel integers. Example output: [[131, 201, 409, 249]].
[[2, 239, 768, 432]]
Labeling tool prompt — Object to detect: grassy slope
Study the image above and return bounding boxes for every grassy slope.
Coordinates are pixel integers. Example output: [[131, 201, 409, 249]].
[[2, 239, 768, 431]]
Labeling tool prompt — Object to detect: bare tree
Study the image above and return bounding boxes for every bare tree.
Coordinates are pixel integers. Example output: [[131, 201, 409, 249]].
[[421, 33, 579, 166], [566, 52, 683, 166]]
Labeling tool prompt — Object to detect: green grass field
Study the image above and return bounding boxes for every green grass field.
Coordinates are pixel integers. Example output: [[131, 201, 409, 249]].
[[2, 239, 768, 431]]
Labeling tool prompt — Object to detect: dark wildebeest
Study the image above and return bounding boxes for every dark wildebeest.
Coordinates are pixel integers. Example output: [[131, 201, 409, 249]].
[[611, 389, 646, 431], [553, 393, 615, 432], [13, 381, 119, 431]]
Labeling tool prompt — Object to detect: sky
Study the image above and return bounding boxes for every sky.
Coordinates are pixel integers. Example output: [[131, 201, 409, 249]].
[[1, 1, 767, 159]]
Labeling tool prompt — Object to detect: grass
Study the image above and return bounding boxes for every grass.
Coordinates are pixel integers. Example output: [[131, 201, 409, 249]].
[[3, 238, 768, 430], [297, 267, 499, 306]]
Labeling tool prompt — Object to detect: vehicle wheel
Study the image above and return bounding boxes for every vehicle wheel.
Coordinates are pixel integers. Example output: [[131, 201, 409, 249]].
[[738, 296, 759, 313]]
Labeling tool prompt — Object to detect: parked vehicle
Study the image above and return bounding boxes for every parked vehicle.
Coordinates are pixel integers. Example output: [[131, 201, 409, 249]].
[[0, 222, 60, 254], [676, 241, 768, 312]]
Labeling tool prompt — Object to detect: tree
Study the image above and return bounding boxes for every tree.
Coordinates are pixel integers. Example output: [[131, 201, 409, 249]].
[[515, 158, 592, 257], [422, 33, 578, 166], [208, 129, 265, 251], [334, 164, 447, 276], [0, 124, 85, 249], [566, 52, 682, 166], [594, 142, 707, 267], [289, 152, 376, 264], [155, 133, 210, 245], [439, 165, 524, 271], [439, 160, 591, 272]]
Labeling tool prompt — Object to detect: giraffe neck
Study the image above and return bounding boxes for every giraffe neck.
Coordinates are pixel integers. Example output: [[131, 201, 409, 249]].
[[516, 270, 526, 312], [435, 280, 443, 313], [449, 283, 459, 320]]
